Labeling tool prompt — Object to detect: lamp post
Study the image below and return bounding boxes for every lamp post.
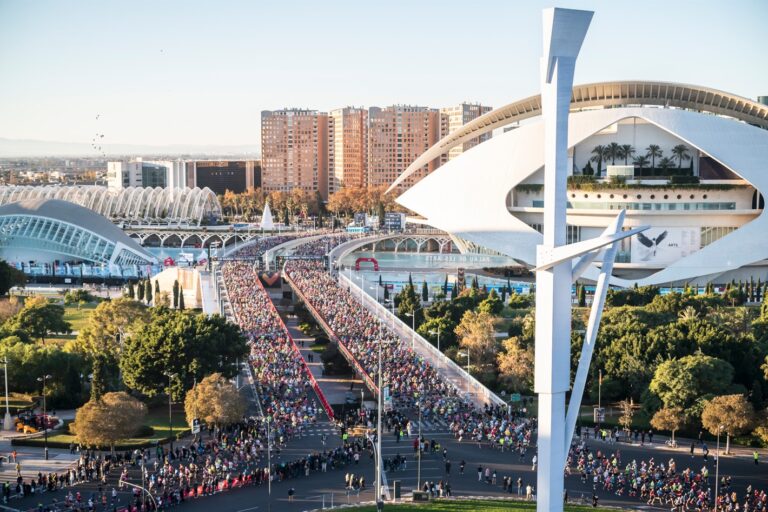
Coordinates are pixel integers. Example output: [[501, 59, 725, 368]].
[[405, 307, 422, 351], [458, 351, 470, 375], [1, 358, 11, 432], [416, 393, 423, 491], [715, 424, 724, 507], [37, 374, 53, 460], [376, 325, 383, 511], [164, 371, 176, 454], [429, 328, 441, 370]]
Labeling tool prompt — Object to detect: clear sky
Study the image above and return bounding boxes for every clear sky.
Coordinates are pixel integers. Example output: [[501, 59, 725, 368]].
[[1, 0, 766, 147]]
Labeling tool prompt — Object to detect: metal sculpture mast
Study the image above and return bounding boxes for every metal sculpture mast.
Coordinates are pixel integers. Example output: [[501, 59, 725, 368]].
[[534, 8, 648, 511]]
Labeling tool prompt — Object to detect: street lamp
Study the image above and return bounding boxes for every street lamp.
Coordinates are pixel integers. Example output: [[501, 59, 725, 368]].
[[428, 328, 441, 355], [405, 307, 422, 351], [416, 392, 423, 491], [1, 358, 11, 432], [715, 424, 724, 506], [375, 326, 395, 511], [458, 351, 470, 375], [164, 371, 176, 454], [369, 285, 380, 303], [37, 374, 53, 460]]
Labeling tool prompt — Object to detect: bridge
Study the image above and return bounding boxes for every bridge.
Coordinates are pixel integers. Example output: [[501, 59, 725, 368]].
[[326, 230, 458, 268], [125, 225, 262, 249]]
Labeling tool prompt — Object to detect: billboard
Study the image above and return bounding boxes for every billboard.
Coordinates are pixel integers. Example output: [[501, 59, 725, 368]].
[[631, 227, 700, 264]]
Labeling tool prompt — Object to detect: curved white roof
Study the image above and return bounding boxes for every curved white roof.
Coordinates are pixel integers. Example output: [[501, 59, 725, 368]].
[[0, 198, 155, 265], [389, 81, 768, 191], [396, 107, 768, 286], [0, 185, 222, 226]]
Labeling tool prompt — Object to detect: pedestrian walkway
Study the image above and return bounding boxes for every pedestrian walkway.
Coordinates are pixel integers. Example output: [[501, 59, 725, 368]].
[[282, 315, 362, 407]]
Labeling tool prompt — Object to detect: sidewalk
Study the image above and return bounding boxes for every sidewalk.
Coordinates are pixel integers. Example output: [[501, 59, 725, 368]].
[[580, 427, 767, 462], [282, 315, 362, 406]]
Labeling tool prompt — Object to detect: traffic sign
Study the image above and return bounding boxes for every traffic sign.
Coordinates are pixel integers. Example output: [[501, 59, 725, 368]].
[[191, 418, 200, 434], [510, 393, 522, 402]]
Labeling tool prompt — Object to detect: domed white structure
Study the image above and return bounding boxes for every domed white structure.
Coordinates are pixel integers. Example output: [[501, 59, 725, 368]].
[[0, 198, 156, 266]]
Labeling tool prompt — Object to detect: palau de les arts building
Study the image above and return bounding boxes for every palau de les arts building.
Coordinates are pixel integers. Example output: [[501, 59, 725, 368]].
[[394, 81, 768, 287]]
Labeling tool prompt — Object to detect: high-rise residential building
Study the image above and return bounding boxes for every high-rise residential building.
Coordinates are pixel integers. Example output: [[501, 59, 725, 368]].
[[186, 160, 260, 195], [367, 105, 441, 189], [107, 158, 185, 190], [329, 107, 368, 193], [261, 109, 329, 199], [440, 103, 493, 161]]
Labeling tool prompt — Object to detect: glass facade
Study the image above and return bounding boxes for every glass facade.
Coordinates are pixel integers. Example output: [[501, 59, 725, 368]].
[[531, 200, 736, 211]]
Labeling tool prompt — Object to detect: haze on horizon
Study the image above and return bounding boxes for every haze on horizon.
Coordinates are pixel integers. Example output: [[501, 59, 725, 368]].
[[1, 0, 766, 152]]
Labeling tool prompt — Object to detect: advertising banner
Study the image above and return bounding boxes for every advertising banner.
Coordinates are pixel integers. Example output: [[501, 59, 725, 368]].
[[631, 227, 700, 264]]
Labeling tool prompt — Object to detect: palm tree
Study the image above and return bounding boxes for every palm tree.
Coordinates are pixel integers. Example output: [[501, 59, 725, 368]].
[[620, 144, 635, 165], [671, 144, 691, 168], [633, 155, 650, 175], [658, 157, 675, 173], [606, 142, 622, 165], [591, 145, 607, 177], [646, 144, 663, 173]]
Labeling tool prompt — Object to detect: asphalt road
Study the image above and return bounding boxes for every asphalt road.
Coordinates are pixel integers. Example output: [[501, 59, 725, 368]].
[[4, 420, 768, 512]]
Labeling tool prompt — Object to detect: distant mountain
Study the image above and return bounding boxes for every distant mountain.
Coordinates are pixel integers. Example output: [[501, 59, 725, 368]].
[[0, 138, 259, 158]]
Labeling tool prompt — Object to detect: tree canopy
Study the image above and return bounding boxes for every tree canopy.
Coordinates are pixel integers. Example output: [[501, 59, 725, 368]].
[[649, 354, 734, 410], [700, 394, 755, 453], [4, 297, 70, 344], [71, 392, 146, 450], [184, 373, 245, 428], [120, 309, 247, 398], [0, 260, 25, 296]]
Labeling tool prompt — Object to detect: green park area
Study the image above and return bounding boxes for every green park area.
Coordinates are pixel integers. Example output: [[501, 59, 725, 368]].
[[0, 264, 250, 451], [346, 499, 596, 512], [391, 275, 768, 448]]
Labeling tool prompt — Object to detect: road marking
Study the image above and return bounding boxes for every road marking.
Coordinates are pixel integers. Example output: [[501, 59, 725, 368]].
[[237, 507, 260, 512]]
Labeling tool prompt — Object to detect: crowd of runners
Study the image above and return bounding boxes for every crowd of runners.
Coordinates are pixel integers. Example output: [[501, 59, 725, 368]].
[[285, 258, 464, 413], [222, 260, 322, 440]]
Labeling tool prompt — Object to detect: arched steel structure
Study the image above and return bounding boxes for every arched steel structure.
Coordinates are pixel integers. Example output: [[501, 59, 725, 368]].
[[0, 199, 156, 265], [389, 80, 768, 191], [0, 186, 222, 226]]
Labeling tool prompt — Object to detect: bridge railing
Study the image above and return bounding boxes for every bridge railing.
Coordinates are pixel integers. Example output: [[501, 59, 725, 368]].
[[282, 270, 380, 396], [339, 273, 506, 408]]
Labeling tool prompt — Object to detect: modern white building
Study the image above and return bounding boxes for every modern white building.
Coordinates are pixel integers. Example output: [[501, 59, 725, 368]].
[[394, 81, 768, 286], [107, 158, 186, 191]]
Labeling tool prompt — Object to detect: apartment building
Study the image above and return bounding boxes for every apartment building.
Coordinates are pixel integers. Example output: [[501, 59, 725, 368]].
[[328, 107, 368, 194]]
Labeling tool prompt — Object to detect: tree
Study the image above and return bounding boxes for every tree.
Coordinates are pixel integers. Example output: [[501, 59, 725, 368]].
[[650, 407, 685, 445], [0, 260, 25, 296], [633, 155, 650, 176], [144, 280, 153, 305], [590, 145, 607, 177], [619, 144, 635, 165], [178, 287, 185, 310], [478, 289, 503, 316], [416, 316, 457, 349], [5, 299, 70, 344], [497, 337, 534, 392], [455, 310, 497, 376], [137, 280, 145, 301], [578, 284, 587, 307], [125, 282, 135, 299], [71, 392, 146, 452], [646, 144, 663, 173], [154, 280, 160, 297], [701, 394, 755, 454], [172, 280, 180, 308], [120, 309, 247, 398], [443, 275, 449, 296], [618, 398, 635, 435], [396, 284, 422, 327], [606, 142, 622, 165], [649, 354, 734, 410], [671, 144, 691, 168], [184, 373, 245, 429], [421, 281, 429, 302]]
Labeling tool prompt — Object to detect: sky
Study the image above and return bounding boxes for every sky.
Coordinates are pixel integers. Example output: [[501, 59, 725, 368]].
[[0, 0, 766, 148]]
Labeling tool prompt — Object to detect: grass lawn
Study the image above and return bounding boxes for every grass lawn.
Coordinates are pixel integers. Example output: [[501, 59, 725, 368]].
[[12, 405, 190, 450], [63, 302, 98, 332], [344, 499, 597, 512]]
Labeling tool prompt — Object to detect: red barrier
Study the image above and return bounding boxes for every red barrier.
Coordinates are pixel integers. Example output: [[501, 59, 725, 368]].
[[254, 276, 335, 421], [283, 271, 379, 395], [355, 257, 379, 271]]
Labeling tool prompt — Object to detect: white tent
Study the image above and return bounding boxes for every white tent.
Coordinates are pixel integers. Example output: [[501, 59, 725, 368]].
[[260, 201, 274, 230]]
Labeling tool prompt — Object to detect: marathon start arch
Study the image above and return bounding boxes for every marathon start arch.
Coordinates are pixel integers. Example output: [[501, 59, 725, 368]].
[[355, 257, 379, 271]]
